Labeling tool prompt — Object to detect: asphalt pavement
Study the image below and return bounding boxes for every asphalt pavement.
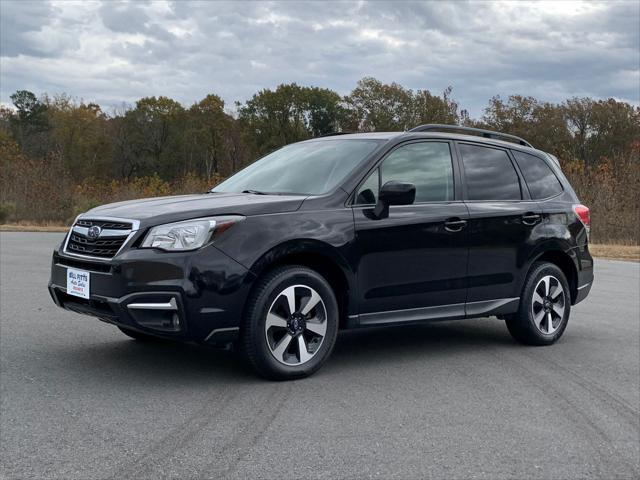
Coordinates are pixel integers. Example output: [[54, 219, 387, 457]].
[[1, 232, 638, 479]]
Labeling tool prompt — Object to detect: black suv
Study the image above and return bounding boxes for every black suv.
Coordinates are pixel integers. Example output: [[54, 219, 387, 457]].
[[49, 124, 593, 379]]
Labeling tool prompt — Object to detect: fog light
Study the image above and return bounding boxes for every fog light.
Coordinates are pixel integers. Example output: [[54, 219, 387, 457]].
[[127, 297, 182, 332]]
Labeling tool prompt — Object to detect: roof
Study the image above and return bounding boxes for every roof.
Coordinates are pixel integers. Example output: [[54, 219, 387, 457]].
[[310, 130, 543, 154]]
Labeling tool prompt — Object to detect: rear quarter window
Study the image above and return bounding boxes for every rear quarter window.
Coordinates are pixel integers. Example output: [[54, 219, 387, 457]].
[[513, 151, 564, 199]]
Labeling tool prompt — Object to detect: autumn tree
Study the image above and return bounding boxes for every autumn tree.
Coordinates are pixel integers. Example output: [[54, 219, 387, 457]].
[[222, 115, 250, 176], [238, 83, 343, 155], [124, 96, 186, 178], [186, 94, 228, 178], [305, 87, 343, 137], [342, 78, 463, 132], [110, 107, 144, 179], [9, 90, 50, 156], [43, 94, 112, 179], [478, 95, 572, 157], [342, 77, 413, 131], [580, 99, 640, 164], [563, 97, 594, 165]]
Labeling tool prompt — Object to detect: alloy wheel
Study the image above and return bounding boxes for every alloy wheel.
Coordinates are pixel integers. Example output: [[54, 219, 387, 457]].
[[264, 284, 328, 366], [531, 275, 566, 334]]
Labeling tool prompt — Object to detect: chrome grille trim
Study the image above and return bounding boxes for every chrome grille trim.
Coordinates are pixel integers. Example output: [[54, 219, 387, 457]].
[[72, 226, 133, 238], [76, 219, 132, 230], [62, 216, 140, 262]]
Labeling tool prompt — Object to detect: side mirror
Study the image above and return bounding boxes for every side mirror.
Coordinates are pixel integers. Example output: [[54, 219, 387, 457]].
[[373, 181, 416, 219]]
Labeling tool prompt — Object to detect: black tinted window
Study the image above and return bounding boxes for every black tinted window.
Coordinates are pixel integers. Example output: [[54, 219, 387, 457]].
[[459, 144, 521, 200], [355, 142, 454, 205], [380, 142, 454, 203], [513, 151, 563, 199]]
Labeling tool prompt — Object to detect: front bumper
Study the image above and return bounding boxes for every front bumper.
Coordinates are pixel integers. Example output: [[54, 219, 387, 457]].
[[48, 244, 255, 345]]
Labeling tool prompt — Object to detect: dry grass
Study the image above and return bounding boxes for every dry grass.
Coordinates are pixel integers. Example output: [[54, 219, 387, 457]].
[[0, 224, 69, 232], [589, 244, 640, 262]]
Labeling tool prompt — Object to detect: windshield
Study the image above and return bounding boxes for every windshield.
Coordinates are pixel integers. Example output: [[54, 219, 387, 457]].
[[213, 139, 382, 195]]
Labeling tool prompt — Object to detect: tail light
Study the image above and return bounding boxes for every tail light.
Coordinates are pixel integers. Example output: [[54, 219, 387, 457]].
[[573, 204, 590, 237]]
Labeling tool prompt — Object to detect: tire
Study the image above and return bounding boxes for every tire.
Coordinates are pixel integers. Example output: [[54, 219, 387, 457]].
[[117, 326, 161, 342], [506, 261, 571, 346], [240, 265, 339, 380]]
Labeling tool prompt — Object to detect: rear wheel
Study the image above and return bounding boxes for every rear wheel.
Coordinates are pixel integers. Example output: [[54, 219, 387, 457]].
[[506, 262, 570, 345], [240, 265, 339, 380]]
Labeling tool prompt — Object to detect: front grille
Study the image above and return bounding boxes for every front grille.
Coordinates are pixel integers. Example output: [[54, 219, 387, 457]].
[[70, 234, 124, 248], [65, 218, 133, 259], [67, 234, 128, 258], [76, 219, 131, 230]]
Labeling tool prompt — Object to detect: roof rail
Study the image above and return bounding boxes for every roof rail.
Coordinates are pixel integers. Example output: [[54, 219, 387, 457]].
[[408, 124, 533, 148], [316, 131, 351, 138]]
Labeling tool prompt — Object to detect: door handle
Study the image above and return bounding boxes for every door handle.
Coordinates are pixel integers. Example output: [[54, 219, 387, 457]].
[[444, 218, 468, 232], [522, 212, 542, 225]]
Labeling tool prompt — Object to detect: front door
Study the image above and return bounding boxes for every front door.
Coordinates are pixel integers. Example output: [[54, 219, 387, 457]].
[[352, 141, 469, 325]]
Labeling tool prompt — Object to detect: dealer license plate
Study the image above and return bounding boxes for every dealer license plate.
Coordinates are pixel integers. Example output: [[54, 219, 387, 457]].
[[66, 268, 90, 299]]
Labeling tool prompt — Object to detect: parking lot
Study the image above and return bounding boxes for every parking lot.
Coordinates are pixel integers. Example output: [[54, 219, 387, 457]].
[[1, 232, 638, 479]]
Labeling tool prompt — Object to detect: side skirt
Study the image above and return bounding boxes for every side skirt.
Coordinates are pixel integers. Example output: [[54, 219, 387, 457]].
[[347, 297, 520, 328]]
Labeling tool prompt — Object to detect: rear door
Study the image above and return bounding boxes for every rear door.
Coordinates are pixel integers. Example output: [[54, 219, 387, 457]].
[[457, 142, 542, 314]]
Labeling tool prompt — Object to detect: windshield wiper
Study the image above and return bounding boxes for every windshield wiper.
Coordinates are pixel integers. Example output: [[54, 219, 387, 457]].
[[241, 189, 269, 195]]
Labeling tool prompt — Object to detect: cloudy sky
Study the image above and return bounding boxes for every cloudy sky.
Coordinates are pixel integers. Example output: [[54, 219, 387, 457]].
[[1, 0, 638, 117]]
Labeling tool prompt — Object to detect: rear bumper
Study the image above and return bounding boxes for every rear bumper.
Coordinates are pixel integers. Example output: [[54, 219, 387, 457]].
[[573, 243, 594, 305], [574, 281, 592, 304], [49, 244, 255, 345]]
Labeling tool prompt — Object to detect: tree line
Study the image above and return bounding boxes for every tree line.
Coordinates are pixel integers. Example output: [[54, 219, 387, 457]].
[[0, 77, 638, 242]]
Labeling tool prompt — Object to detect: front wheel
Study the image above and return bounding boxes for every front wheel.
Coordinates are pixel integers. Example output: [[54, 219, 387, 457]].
[[506, 262, 571, 345], [240, 265, 339, 380]]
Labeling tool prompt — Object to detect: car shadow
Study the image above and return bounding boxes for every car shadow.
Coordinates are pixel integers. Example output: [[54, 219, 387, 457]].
[[51, 318, 515, 385], [330, 318, 515, 366], [53, 336, 255, 385]]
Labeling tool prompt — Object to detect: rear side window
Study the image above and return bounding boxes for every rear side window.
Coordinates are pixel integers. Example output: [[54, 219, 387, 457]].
[[513, 151, 563, 199], [459, 144, 522, 201]]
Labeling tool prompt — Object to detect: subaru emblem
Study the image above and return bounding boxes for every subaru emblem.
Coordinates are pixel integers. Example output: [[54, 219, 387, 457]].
[[87, 226, 102, 239]]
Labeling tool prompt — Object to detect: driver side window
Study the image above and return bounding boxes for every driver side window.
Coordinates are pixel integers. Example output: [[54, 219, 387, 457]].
[[355, 142, 454, 205]]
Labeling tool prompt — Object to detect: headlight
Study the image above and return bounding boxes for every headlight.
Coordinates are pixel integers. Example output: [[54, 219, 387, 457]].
[[141, 216, 244, 251]]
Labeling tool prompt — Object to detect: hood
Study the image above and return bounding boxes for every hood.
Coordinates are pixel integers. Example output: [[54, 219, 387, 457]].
[[84, 192, 306, 227]]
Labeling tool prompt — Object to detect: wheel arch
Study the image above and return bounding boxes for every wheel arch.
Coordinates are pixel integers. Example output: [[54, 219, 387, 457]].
[[526, 247, 579, 304], [247, 239, 356, 328]]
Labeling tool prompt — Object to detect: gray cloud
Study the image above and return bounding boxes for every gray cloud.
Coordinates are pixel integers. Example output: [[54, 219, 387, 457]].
[[99, 3, 150, 34], [1, 0, 638, 116], [0, 0, 56, 57]]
